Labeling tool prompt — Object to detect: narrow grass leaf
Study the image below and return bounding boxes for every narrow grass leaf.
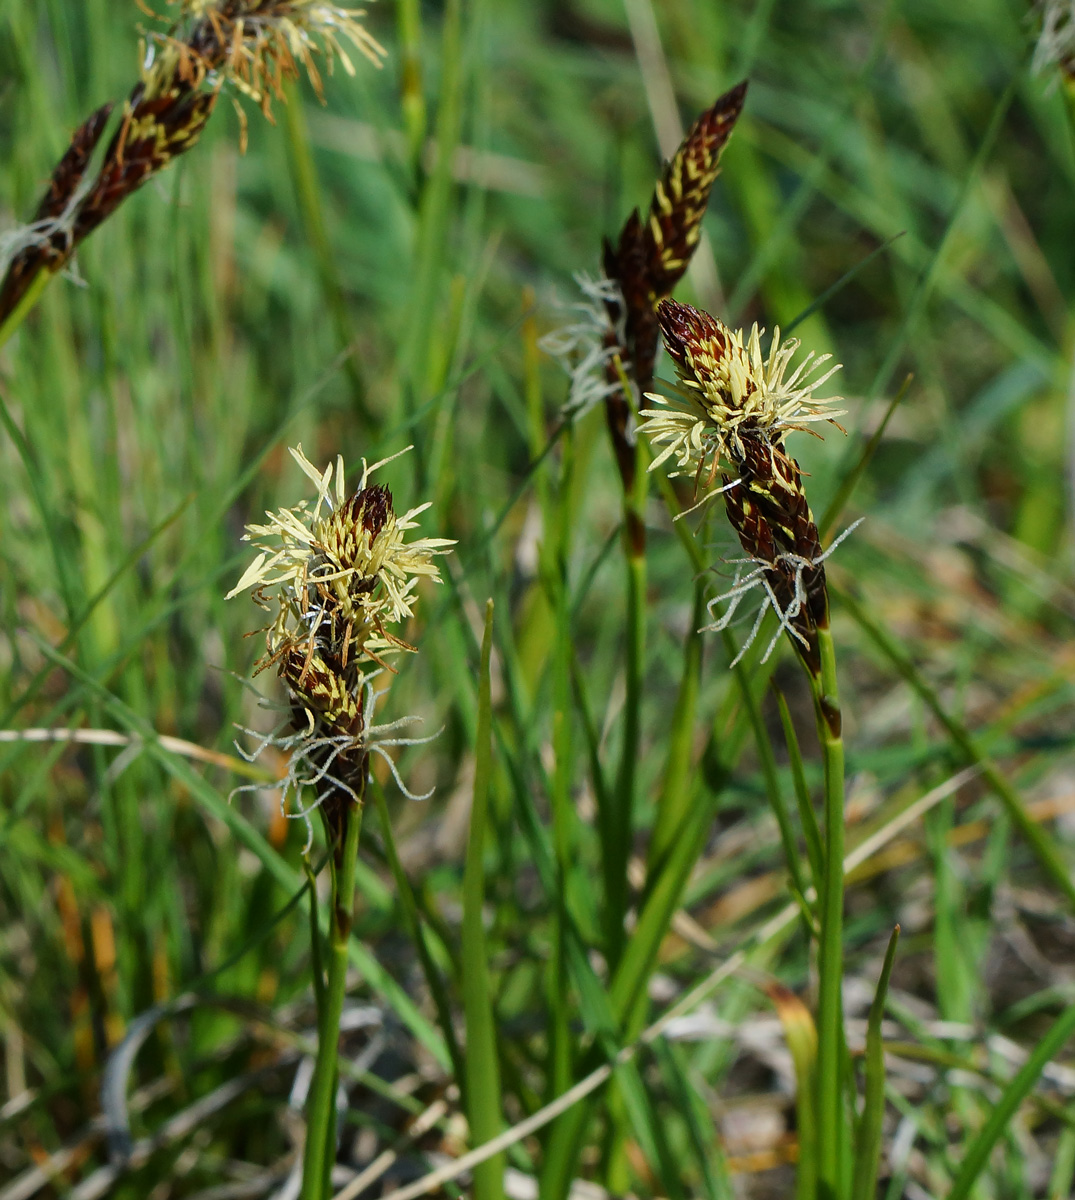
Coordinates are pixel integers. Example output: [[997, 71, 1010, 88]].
[[837, 583, 1075, 909], [30, 636, 450, 1066], [773, 683, 824, 892], [462, 599, 505, 1200], [948, 1002, 1075, 1200], [371, 776, 465, 1087], [852, 924, 899, 1200], [763, 980, 818, 1200]]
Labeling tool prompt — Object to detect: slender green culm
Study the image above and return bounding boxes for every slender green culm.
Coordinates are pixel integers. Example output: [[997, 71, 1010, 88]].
[[303, 795, 364, 1199], [812, 626, 847, 1199], [462, 600, 506, 1200], [773, 683, 824, 894]]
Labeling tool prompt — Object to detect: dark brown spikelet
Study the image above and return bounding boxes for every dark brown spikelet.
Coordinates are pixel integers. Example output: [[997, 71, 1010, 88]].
[[33, 104, 115, 225], [0, 78, 216, 328], [602, 209, 659, 392], [282, 644, 368, 833], [597, 83, 746, 491], [73, 85, 218, 243], [600, 211, 656, 484], [656, 297, 736, 393], [1, 2, 382, 332], [601, 81, 747, 393], [722, 434, 828, 675], [350, 483, 392, 536], [644, 80, 748, 299], [0, 103, 113, 325]]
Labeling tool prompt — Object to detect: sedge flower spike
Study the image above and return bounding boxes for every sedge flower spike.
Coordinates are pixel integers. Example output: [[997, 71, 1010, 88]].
[[642, 299, 851, 675], [641, 299, 845, 489], [541, 83, 746, 493], [228, 446, 453, 844]]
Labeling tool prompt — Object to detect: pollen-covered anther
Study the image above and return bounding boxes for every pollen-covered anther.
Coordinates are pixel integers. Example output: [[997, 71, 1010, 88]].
[[228, 445, 453, 668], [641, 299, 845, 486]]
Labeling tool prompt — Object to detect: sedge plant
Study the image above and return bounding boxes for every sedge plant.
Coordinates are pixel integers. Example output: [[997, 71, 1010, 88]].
[[642, 298, 871, 1199], [227, 445, 451, 1199], [538, 83, 746, 1189]]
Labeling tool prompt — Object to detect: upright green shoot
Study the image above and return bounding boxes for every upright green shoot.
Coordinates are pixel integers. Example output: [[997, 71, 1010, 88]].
[[462, 600, 506, 1200]]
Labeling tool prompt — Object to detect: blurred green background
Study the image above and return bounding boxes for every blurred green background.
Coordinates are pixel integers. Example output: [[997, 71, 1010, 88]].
[[2, 0, 1075, 1196]]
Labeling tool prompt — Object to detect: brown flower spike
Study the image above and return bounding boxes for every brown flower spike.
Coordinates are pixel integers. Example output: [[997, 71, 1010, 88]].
[[545, 83, 746, 491], [643, 299, 849, 674], [229, 447, 452, 846], [0, 2, 383, 332], [603, 81, 748, 396]]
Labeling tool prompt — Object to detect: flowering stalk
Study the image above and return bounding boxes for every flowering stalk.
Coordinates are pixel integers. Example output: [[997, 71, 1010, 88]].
[[228, 445, 451, 1199], [642, 298, 851, 1195], [539, 93, 747, 1187], [0, 1, 383, 347]]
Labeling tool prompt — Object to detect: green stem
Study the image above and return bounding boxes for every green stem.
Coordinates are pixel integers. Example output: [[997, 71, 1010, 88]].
[[464, 600, 506, 1200], [811, 625, 845, 1200], [646, 582, 704, 878], [736, 638, 810, 904], [0, 267, 52, 350], [396, 0, 427, 166], [301, 795, 365, 1200], [370, 777, 465, 1086], [303, 855, 327, 1018], [773, 683, 825, 894], [548, 435, 576, 1106], [608, 437, 647, 967], [851, 925, 899, 1200], [281, 89, 372, 427]]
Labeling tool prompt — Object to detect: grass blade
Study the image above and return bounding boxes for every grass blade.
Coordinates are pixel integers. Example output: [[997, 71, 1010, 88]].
[[852, 924, 899, 1200], [462, 600, 505, 1200], [836, 583, 1075, 909], [948, 1002, 1075, 1200], [772, 683, 824, 893], [763, 980, 818, 1200]]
